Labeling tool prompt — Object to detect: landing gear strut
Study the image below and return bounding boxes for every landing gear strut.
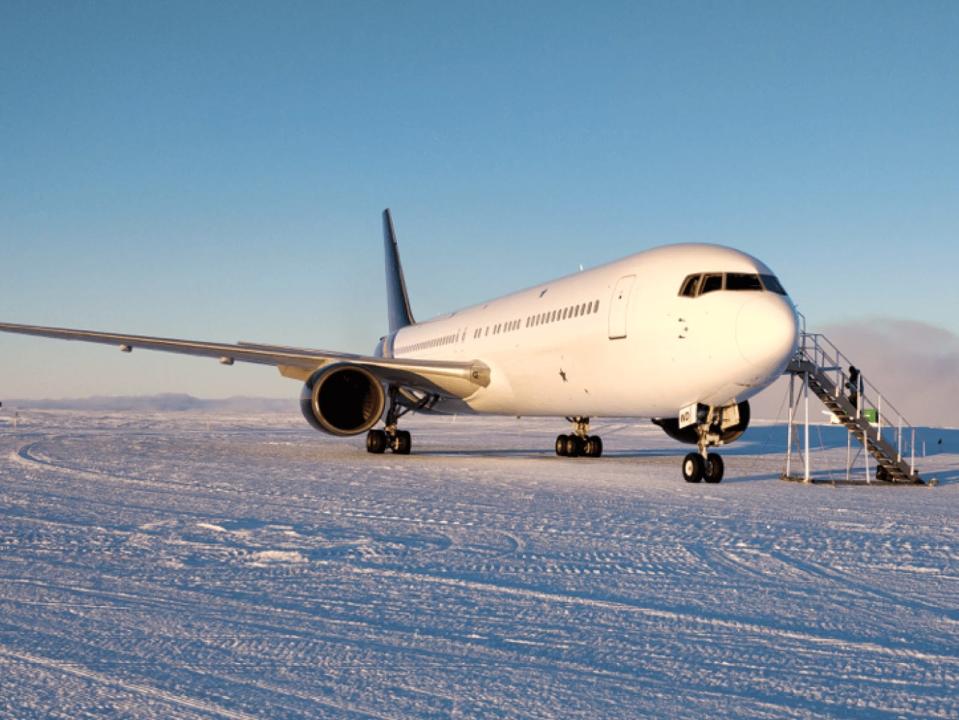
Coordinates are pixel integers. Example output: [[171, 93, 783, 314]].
[[366, 385, 427, 455], [682, 408, 726, 483], [555, 417, 603, 458]]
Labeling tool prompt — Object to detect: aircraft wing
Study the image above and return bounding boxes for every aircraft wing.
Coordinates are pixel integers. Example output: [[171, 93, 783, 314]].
[[0, 321, 490, 400]]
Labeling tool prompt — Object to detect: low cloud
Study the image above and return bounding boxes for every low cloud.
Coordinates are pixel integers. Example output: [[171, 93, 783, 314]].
[[750, 318, 959, 428]]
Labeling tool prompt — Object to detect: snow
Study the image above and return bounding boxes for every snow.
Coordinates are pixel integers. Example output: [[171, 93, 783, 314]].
[[1, 410, 957, 719]]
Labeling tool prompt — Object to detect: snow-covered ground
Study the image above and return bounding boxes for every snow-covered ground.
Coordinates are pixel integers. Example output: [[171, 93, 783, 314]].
[[1, 410, 957, 719]]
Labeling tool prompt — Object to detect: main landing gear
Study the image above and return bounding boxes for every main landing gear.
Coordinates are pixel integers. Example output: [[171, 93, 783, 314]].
[[555, 417, 603, 458], [366, 427, 411, 455], [681, 410, 725, 483], [366, 386, 417, 455]]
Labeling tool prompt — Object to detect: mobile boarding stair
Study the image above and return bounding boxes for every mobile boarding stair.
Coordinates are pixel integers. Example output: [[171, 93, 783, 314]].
[[783, 329, 926, 485]]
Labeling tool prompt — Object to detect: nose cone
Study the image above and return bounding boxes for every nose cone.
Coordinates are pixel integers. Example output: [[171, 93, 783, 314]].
[[736, 296, 799, 374]]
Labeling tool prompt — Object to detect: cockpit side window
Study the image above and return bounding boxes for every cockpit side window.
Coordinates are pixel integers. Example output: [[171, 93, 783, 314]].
[[725, 273, 763, 291], [760, 274, 787, 295], [700, 273, 723, 294], [679, 274, 701, 297]]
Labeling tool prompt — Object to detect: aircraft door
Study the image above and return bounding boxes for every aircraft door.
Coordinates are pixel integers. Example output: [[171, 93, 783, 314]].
[[608, 274, 636, 339]]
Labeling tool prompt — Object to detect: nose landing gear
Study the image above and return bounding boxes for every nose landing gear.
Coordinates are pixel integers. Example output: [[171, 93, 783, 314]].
[[682, 408, 728, 483], [555, 417, 603, 458], [682, 451, 725, 483]]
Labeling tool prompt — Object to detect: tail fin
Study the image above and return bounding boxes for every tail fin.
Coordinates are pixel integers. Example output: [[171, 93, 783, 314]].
[[383, 209, 415, 334]]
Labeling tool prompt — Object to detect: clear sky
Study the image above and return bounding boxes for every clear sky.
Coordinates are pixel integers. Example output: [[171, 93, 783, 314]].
[[1, 1, 957, 399]]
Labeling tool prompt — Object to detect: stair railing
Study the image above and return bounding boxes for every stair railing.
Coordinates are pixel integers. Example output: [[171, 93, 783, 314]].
[[794, 327, 918, 476]]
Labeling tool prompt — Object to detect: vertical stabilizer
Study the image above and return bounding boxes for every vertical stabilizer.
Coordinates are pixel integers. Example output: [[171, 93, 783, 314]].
[[383, 209, 415, 334]]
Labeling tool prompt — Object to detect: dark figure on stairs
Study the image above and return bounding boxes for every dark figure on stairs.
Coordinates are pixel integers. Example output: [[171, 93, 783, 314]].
[[846, 365, 862, 413]]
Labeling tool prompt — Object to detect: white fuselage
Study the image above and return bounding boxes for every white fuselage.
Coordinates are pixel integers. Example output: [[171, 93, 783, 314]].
[[385, 244, 799, 418]]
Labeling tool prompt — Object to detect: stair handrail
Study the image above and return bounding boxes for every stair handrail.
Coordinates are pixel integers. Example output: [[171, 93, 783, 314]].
[[797, 332, 913, 426]]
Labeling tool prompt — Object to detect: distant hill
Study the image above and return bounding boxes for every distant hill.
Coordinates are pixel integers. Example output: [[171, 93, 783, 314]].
[[4, 394, 292, 413]]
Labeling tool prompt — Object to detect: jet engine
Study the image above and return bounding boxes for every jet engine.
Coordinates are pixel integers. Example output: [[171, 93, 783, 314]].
[[300, 364, 386, 436], [652, 400, 750, 446]]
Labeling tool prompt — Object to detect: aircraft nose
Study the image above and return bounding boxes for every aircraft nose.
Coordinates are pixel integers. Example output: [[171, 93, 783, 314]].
[[736, 296, 799, 372]]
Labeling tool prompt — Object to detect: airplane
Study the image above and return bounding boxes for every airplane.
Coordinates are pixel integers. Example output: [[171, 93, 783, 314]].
[[0, 209, 799, 484]]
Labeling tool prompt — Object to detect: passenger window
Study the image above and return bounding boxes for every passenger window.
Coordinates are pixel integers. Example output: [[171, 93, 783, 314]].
[[726, 273, 763, 291], [679, 274, 701, 297], [760, 274, 787, 295], [701, 274, 723, 294]]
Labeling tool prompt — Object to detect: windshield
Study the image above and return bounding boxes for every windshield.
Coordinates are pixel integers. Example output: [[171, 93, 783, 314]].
[[678, 272, 788, 297]]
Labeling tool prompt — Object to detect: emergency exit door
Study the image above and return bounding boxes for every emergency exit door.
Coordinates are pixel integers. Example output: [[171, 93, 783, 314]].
[[608, 274, 636, 339]]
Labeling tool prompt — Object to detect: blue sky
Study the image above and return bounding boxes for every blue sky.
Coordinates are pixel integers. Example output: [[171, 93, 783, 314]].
[[1, 1, 957, 398]]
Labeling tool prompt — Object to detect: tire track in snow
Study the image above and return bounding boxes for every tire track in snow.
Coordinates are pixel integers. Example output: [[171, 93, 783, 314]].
[[10, 438, 484, 533], [768, 548, 959, 619], [350, 564, 959, 667], [0, 644, 262, 720]]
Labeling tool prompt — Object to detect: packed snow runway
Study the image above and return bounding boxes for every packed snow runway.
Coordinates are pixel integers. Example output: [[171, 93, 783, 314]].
[[1, 410, 957, 719]]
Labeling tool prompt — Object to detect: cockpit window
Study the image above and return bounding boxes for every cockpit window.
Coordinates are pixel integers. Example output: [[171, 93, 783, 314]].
[[701, 274, 723, 294], [760, 274, 787, 295], [679, 274, 701, 297], [678, 271, 788, 298], [725, 273, 763, 291]]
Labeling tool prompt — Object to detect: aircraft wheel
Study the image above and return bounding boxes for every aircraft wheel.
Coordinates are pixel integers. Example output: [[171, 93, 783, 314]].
[[366, 429, 388, 454], [682, 453, 704, 483], [564, 435, 582, 457], [585, 435, 603, 457], [392, 430, 412, 455], [704, 453, 724, 484], [555, 434, 569, 456]]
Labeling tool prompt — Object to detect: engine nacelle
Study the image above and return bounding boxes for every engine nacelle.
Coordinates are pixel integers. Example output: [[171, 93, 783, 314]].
[[653, 400, 751, 446], [300, 364, 386, 436]]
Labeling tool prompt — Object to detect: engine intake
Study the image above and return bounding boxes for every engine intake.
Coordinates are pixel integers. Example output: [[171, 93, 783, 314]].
[[653, 400, 750, 446], [300, 364, 385, 436]]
